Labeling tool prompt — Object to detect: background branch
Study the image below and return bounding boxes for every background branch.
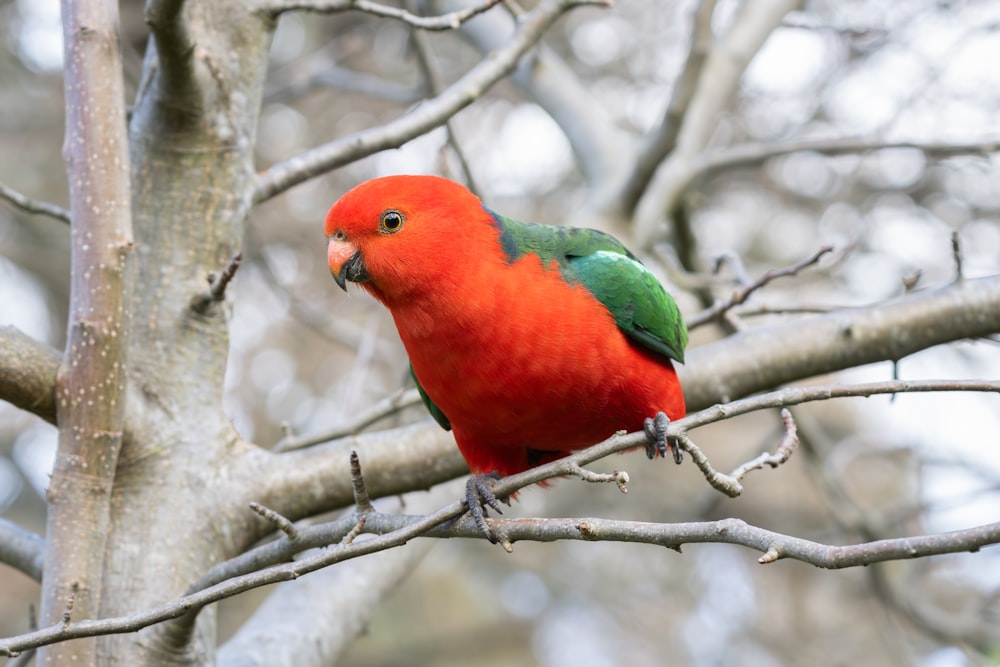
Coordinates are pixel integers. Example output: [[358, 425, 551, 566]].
[[680, 274, 1000, 408], [263, 0, 504, 30], [0, 182, 70, 224], [0, 518, 45, 582], [434, 0, 628, 191], [634, 0, 803, 247], [0, 326, 61, 425], [603, 0, 718, 220], [254, 0, 611, 202]]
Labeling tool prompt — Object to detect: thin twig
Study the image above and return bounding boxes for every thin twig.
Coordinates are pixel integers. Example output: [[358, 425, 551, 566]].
[[686, 246, 834, 329], [190, 252, 243, 314], [274, 388, 422, 451], [254, 0, 612, 203], [249, 502, 299, 540], [340, 515, 367, 545], [952, 230, 963, 282], [728, 408, 799, 482], [0, 182, 71, 224], [692, 137, 1000, 184], [263, 0, 504, 30], [567, 462, 629, 494], [61, 583, 78, 630], [349, 451, 375, 514]]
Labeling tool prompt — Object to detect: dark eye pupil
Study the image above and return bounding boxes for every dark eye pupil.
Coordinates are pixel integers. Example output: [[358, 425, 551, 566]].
[[382, 210, 404, 231]]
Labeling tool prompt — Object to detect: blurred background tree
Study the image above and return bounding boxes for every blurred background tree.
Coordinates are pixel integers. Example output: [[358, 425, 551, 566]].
[[1, 0, 999, 665]]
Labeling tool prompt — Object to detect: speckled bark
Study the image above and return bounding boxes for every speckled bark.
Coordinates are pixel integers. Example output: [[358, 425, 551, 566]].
[[39, 1, 135, 664], [39, 1, 276, 664]]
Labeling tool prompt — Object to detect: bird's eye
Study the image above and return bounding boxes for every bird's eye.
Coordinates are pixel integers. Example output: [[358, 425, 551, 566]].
[[379, 210, 405, 234], [331, 229, 348, 241]]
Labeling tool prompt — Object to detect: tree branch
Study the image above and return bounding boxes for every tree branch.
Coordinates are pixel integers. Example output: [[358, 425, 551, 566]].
[[264, 273, 1000, 504], [245, 379, 1000, 577], [214, 482, 460, 667], [604, 0, 718, 219], [0, 182, 71, 224], [0, 326, 61, 425], [433, 0, 627, 191], [144, 0, 196, 102], [680, 274, 1000, 408], [685, 245, 835, 330], [688, 136, 1000, 189], [4, 377, 999, 658], [0, 518, 45, 582], [262, 0, 504, 30], [273, 388, 422, 451], [39, 1, 135, 662], [253, 0, 611, 203], [634, 0, 803, 247]]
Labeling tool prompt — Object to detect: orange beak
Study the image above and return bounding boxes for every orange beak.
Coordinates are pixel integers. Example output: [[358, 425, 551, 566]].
[[327, 237, 370, 291]]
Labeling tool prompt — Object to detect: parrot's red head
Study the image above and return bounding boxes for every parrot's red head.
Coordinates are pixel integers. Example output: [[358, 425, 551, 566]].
[[324, 175, 493, 304]]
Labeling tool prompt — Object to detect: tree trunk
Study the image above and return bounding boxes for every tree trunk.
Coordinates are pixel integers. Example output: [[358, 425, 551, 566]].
[[43, 2, 277, 663]]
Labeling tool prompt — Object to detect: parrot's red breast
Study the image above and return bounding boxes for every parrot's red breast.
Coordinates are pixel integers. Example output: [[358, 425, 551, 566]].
[[325, 175, 685, 477]]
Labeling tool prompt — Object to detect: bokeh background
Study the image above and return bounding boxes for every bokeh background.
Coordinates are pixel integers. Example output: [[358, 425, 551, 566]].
[[2, 0, 999, 664]]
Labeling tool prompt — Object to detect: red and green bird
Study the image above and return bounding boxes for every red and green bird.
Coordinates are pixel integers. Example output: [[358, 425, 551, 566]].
[[325, 175, 687, 540]]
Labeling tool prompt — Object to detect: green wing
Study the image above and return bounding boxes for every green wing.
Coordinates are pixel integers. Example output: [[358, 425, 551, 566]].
[[411, 365, 451, 431], [488, 209, 687, 364]]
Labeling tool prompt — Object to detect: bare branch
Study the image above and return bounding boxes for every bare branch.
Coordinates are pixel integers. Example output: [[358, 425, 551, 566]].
[[348, 450, 375, 514], [608, 0, 718, 218], [0, 492, 467, 657], [681, 274, 1000, 409], [249, 502, 300, 540], [144, 0, 196, 101], [0, 518, 45, 582], [190, 252, 243, 315], [4, 378, 996, 656], [216, 517, 434, 667], [39, 1, 134, 659], [687, 245, 835, 330], [437, 0, 626, 190], [634, 0, 803, 246], [952, 230, 964, 282], [252, 275, 1000, 526], [689, 407, 799, 496], [0, 182, 70, 224], [690, 136, 1000, 183], [254, 0, 611, 203], [273, 388, 422, 451], [264, 63, 424, 106], [225, 380, 1000, 597], [262, 0, 504, 29], [0, 326, 61, 425]]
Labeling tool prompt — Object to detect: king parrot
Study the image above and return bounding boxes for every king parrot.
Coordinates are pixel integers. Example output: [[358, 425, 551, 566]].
[[325, 175, 687, 541]]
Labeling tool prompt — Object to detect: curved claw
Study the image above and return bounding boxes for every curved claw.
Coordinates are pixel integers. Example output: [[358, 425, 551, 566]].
[[644, 411, 681, 464], [465, 472, 506, 544]]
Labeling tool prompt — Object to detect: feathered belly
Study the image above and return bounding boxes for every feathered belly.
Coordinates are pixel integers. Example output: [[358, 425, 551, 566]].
[[394, 261, 685, 461]]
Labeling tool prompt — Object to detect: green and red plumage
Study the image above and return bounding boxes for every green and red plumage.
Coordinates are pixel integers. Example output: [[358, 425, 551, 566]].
[[325, 175, 687, 539]]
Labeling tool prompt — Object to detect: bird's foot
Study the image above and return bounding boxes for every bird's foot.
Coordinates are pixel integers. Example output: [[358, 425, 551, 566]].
[[465, 472, 508, 544], [644, 411, 682, 464]]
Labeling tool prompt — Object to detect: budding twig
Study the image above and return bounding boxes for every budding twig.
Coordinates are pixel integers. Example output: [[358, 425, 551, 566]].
[[688, 246, 835, 329], [249, 502, 299, 540], [350, 451, 375, 514], [190, 252, 243, 314]]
